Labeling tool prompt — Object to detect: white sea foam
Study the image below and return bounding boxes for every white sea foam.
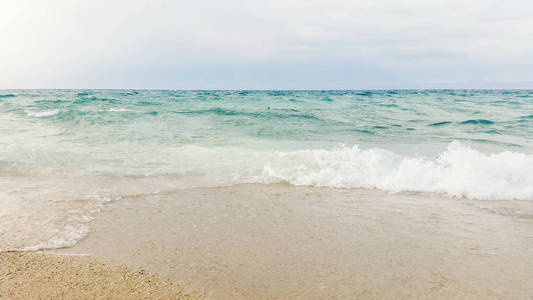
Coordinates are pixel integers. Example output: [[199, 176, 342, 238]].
[[26, 109, 60, 117], [260, 141, 533, 200], [107, 107, 133, 112], [0, 176, 108, 253], [14, 223, 91, 252]]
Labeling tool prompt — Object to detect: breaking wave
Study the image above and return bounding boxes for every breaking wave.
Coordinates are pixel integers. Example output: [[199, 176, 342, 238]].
[[260, 141, 533, 200]]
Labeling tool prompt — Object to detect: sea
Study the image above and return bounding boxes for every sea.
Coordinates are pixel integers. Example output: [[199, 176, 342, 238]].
[[1, 89, 532, 252]]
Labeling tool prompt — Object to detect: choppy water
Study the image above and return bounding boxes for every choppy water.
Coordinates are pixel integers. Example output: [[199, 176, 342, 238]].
[[1, 90, 532, 251]]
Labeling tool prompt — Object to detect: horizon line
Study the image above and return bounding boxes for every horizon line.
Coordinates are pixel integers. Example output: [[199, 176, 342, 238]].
[[2, 88, 533, 91]]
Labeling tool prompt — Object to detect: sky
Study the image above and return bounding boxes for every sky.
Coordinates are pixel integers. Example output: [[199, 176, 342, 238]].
[[1, 0, 533, 89]]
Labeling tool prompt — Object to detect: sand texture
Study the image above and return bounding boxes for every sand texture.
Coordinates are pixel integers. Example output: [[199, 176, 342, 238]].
[[0, 252, 198, 299]]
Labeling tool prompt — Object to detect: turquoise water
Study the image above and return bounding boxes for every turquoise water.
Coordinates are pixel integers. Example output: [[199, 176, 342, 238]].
[[1, 89, 532, 251], [1, 90, 531, 152], [1, 89, 532, 188]]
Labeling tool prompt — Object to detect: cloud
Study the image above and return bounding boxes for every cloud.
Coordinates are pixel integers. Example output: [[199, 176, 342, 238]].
[[1, 0, 533, 88]]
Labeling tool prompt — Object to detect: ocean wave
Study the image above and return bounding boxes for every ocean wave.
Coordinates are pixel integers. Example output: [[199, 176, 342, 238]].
[[25, 109, 60, 117], [81, 142, 532, 201], [174, 108, 322, 121], [3, 141, 531, 201], [259, 141, 532, 200], [107, 107, 134, 112], [459, 119, 495, 125], [429, 121, 452, 126]]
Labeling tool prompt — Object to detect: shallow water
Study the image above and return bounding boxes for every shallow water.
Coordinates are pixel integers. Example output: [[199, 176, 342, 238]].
[[1, 89, 532, 251], [56, 184, 533, 299]]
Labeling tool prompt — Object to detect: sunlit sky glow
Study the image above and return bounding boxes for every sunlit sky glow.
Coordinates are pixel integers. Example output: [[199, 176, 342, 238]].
[[1, 0, 533, 89]]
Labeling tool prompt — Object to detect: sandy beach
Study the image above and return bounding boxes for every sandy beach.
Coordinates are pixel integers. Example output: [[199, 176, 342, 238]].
[[0, 252, 197, 299]]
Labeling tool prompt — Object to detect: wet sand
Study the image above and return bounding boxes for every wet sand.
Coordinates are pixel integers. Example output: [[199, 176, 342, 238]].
[[50, 183, 533, 299], [0, 252, 197, 299]]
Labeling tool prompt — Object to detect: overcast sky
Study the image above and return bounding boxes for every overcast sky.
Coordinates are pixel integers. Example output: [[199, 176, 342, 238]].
[[1, 0, 533, 89]]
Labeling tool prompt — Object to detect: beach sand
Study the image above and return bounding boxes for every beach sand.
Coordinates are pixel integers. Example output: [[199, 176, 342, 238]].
[[0, 252, 197, 299], [48, 183, 532, 299]]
